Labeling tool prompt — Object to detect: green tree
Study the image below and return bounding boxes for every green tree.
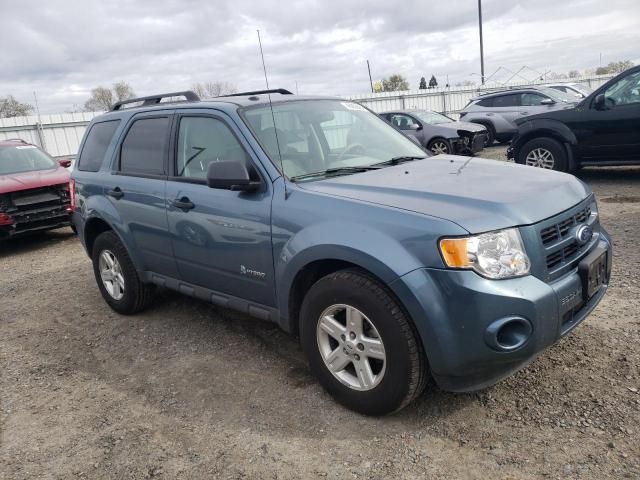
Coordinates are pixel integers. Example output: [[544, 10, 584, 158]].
[[419, 77, 427, 90], [428, 75, 438, 89], [381, 74, 409, 92], [84, 81, 136, 111], [0, 95, 33, 118]]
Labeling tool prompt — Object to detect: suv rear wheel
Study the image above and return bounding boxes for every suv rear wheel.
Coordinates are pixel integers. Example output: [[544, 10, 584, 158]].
[[92, 231, 155, 314], [519, 137, 568, 172], [299, 269, 427, 415]]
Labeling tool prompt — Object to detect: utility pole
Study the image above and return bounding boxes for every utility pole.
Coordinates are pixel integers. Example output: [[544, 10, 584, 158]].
[[367, 60, 374, 93], [478, 0, 485, 85]]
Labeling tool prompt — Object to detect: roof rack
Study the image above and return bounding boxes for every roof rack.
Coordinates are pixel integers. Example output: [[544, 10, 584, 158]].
[[111, 91, 200, 111], [4, 138, 30, 144], [223, 88, 293, 97]]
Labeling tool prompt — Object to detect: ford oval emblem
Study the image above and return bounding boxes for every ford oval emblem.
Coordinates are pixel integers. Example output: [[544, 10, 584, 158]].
[[575, 224, 593, 246]]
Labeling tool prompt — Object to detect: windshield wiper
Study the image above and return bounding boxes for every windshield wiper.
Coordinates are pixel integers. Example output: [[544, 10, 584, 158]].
[[372, 155, 427, 167], [290, 165, 382, 182]]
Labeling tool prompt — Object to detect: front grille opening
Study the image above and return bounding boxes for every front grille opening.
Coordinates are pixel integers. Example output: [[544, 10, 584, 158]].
[[541, 226, 559, 244], [558, 218, 573, 236], [546, 251, 563, 269]]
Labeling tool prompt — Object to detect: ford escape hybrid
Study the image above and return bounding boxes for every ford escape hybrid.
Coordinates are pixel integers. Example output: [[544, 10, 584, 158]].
[[71, 90, 611, 415]]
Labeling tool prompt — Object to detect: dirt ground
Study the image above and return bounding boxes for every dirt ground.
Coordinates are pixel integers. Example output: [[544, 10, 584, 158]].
[[1, 148, 639, 479]]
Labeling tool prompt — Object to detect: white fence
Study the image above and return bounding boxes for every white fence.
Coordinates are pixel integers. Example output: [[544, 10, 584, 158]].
[[0, 75, 617, 158], [346, 75, 615, 117], [0, 112, 101, 158]]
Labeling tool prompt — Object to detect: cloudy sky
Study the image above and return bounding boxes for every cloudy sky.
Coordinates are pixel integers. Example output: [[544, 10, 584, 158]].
[[1, 0, 639, 113]]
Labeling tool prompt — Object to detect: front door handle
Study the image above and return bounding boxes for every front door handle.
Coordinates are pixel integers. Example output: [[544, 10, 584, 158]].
[[173, 197, 195, 211], [107, 187, 124, 200]]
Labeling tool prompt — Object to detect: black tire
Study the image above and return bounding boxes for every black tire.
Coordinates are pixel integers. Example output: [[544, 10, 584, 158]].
[[477, 123, 495, 147], [299, 269, 427, 415], [91, 231, 154, 314], [427, 138, 452, 155], [518, 137, 568, 172]]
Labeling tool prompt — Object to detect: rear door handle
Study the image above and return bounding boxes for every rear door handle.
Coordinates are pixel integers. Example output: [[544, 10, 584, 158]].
[[173, 197, 195, 211], [107, 187, 124, 200]]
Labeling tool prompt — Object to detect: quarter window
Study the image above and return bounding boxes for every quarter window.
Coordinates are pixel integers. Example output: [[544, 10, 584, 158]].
[[77, 120, 120, 172], [120, 117, 169, 175], [176, 117, 249, 180]]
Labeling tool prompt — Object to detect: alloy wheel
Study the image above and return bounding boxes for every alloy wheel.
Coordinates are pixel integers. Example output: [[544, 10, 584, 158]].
[[525, 148, 555, 169], [430, 141, 449, 155], [316, 304, 386, 391], [99, 250, 125, 300]]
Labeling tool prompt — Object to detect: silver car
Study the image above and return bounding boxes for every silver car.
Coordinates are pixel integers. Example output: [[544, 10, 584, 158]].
[[380, 110, 487, 155], [459, 87, 579, 145]]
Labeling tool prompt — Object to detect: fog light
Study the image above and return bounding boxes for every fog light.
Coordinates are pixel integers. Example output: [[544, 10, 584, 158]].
[[484, 316, 532, 351]]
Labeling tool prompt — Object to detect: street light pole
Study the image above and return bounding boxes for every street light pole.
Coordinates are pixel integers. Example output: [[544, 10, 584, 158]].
[[478, 0, 485, 85], [367, 60, 374, 93]]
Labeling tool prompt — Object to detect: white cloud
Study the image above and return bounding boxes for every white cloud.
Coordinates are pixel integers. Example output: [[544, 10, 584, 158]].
[[0, 0, 638, 112]]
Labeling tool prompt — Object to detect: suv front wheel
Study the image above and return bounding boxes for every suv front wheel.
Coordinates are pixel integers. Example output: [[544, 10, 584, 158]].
[[518, 137, 568, 172], [92, 231, 155, 314], [300, 269, 427, 415]]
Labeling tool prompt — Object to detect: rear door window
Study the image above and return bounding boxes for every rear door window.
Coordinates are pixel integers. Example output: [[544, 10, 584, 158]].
[[120, 117, 170, 175], [77, 120, 120, 172]]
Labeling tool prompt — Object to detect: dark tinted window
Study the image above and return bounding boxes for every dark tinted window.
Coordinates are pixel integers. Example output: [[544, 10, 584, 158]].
[[77, 120, 120, 172], [492, 94, 520, 107], [120, 117, 169, 175], [476, 97, 493, 107]]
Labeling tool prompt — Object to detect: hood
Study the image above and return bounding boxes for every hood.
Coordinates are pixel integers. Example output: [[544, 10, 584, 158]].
[[514, 103, 576, 126], [433, 121, 487, 134], [0, 167, 70, 195], [298, 156, 590, 233]]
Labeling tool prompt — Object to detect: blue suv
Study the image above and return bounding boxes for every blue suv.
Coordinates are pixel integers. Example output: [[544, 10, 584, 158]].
[[71, 90, 611, 415]]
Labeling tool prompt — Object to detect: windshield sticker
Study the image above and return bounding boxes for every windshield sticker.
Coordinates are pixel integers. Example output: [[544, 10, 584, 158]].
[[341, 102, 366, 112], [15, 145, 37, 149]]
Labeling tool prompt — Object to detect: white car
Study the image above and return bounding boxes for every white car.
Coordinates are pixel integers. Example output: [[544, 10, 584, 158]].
[[546, 82, 593, 99]]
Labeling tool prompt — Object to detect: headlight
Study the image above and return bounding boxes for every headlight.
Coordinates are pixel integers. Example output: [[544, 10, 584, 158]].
[[439, 228, 530, 279]]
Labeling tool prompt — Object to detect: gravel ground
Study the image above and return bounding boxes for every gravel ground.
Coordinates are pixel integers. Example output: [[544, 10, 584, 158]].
[[1, 148, 639, 479]]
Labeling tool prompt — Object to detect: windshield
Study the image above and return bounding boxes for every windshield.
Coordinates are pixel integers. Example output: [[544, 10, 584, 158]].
[[413, 111, 453, 125], [539, 87, 578, 104], [242, 100, 427, 180], [0, 145, 57, 175]]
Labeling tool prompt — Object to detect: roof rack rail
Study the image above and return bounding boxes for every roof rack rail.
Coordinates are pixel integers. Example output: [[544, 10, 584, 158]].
[[111, 91, 200, 111], [223, 88, 293, 97], [4, 138, 30, 144]]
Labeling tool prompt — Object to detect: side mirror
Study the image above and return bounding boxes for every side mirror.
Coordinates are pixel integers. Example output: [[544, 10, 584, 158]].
[[58, 158, 72, 168], [593, 94, 607, 110], [540, 98, 555, 106], [206, 161, 260, 192], [408, 123, 422, 131]]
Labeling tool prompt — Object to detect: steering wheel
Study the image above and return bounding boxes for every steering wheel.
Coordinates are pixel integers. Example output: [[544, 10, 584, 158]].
[[337, 143, 366, 163]]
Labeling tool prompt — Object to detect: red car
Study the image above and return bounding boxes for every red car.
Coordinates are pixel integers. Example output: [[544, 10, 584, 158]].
[[0, 139, 73, 239]]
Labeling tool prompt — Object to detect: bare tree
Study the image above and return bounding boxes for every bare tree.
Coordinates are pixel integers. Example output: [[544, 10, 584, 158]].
[[596, 60, 634, 76], [191, 81, 237, 99], [568, 70, 580, 78], [0, 95, 33, 118], [84, 81, 136, 111]]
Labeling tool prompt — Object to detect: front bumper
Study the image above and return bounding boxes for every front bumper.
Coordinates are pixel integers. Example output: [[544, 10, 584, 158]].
[[392, 233, 611, 392], [454, 131, 487, 155]]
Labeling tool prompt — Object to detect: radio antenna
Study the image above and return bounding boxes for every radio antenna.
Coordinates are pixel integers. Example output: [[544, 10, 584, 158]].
[[257, 29, 289, 199]]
